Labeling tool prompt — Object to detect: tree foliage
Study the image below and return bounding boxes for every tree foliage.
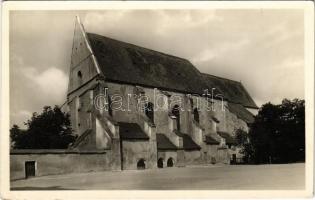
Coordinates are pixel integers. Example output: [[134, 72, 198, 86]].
[[10, 106, 76, 149], [235, 128, 253, 163], [245, 99, 305, 164]]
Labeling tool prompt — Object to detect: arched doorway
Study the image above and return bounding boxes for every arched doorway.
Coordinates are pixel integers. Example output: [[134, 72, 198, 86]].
[[145, 102, 154, 123], [193, 108, 199, 123], [171, 105, 180, 130], [167, 157, 174, 167], [137, 159, 146, 170], [157, 158, 164, 168]]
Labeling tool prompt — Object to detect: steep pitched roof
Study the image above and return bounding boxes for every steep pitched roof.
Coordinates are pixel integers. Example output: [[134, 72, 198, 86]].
[[217, 131, 237, 145], [118, 122, 149, 140], [86, 32, 257, 109], [227, 102, 255, 124], [87, 33, 208, 95], [174, 131, 201, 150], [156, 134, 177, 150], [201, 73, 258, 108], [205, 135, 220, 145]]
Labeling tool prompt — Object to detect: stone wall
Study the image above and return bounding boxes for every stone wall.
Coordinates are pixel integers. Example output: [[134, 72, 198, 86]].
[[106, 81, 249, 137], [104, 81, 251, 165], [121, 140, 157, 170], [10, 150, 112, 181], [216, 148, 230, 164], [184, 150, 203, 165]]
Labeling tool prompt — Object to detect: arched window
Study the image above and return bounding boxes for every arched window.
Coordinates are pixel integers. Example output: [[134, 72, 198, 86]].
[[167, 157, 174, 167], [145, 102, 154, 123], [157, 158, 164, 168], [193, 108, 199, 123], [172, 105, 180, 130], [137, 159, 146, 170]]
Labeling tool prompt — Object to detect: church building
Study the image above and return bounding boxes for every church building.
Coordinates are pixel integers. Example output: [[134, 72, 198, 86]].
[[64, 16, 258, 170]]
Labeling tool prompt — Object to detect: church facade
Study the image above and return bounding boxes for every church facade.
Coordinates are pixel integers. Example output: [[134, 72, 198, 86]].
[[10, 17, 259, 180], [64, 17, 258, 170]]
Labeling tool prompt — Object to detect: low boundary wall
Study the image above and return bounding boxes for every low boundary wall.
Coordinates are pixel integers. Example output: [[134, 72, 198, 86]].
[[10, 149, 112, 180]]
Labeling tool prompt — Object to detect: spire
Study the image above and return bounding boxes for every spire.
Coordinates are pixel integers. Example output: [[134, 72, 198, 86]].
[[67, 16, 101, 95]]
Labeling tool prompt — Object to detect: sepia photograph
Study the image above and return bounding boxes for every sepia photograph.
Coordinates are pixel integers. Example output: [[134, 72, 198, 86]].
[[1, 1, 314, 199]]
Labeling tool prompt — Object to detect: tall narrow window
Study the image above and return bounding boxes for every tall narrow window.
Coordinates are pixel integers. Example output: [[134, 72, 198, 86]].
[[193, 108, 199, 123], [77, 71, 83, 85], [172, 105, 180, 131], [145, 102, 154, 123], [77, 71, 82, 78], [107, 95, 113, 116]]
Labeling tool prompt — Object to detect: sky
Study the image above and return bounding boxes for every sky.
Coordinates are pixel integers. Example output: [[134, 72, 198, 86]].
[[9, 10, 304, 127]]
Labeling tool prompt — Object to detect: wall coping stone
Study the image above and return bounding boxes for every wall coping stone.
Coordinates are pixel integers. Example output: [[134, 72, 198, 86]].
[[10, 149, 107, 155]]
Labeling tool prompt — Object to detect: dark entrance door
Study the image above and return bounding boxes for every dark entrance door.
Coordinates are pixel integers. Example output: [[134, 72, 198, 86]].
[[137, 159, 146, 170], [25, 161, 35, 178], [167, 158, 174, 167], [157, 158, 163, 168], [231, 154, 237, 164]]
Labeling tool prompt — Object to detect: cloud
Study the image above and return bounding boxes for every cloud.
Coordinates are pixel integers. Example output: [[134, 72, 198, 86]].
[[192, 38, 250, 64], [23, 67, 68, 103], [153, 10, 223, 35], [10, 110, 32, 128], [9, 10, 305, 126]]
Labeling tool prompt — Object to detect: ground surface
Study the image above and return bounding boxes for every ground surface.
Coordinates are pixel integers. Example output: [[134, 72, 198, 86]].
[[11, 163, 305, 190]]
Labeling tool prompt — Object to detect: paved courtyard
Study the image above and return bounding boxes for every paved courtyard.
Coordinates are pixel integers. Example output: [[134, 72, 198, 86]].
[[11, 163, 305, 190]]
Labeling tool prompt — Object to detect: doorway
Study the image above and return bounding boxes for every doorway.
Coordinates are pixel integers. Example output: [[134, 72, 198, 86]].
[[167, 157, 174, 167], [137, 159, 146, 170], [157, 158, 164, 168], [25, 161, 36, 178]]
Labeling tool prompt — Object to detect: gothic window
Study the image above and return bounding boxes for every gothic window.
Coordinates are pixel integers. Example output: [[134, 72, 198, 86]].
[[193, 108, 199, 123], [145, 102, 154, 123], [172, 105, 180, 131]]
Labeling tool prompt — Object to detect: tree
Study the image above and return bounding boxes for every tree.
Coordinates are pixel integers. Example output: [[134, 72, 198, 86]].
[[248, 99, 305, 164], [10, 106, 76, 149], [235, 128, 253, 163]]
